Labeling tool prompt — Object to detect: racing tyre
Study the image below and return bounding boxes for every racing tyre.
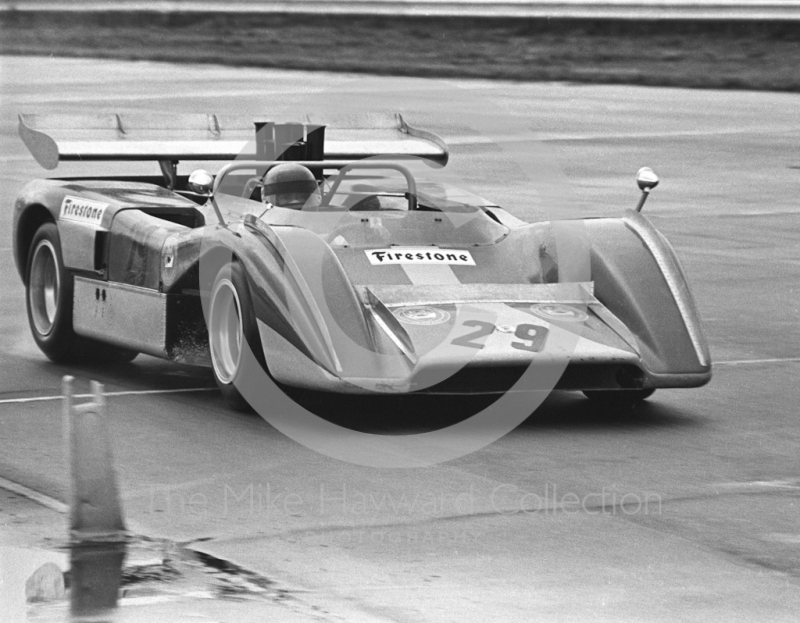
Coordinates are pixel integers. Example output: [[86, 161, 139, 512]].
[[26, 223, 77, 362], [209, 262, 264, 411], [583, 388, 656, 406], [26, 223, 138, 364]]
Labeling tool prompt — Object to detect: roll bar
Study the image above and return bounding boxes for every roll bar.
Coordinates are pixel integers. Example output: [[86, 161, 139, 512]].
[[209, 160, 418, 224], [319, 161, 418, 211]]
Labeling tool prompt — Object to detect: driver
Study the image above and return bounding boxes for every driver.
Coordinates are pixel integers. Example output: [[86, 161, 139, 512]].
[[260, 163, 320, 210]]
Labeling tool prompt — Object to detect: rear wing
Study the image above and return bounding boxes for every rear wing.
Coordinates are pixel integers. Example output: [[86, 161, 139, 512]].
[[18, 112, 449, 171]]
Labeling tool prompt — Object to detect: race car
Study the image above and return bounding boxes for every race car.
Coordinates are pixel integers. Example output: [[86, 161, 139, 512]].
[[13, 113, 711, 410]]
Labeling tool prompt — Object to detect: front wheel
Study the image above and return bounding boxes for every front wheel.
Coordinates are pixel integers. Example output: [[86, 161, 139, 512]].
[[208, 262, 265, 411]]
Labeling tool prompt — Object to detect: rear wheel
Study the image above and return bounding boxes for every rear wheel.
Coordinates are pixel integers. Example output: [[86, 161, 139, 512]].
[[583, 388, 656, 406], [209, 262, 264, 411], [26, 222, 138, 364]]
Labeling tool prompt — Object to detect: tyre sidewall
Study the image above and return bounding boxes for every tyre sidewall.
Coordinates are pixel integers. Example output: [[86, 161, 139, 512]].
[[210, 261, 264, 411]]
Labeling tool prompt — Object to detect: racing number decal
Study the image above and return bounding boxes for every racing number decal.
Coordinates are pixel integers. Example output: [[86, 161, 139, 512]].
[[510, 324, 548, 352], [451, 320, 495, 349], [451, 322, 549, 352]]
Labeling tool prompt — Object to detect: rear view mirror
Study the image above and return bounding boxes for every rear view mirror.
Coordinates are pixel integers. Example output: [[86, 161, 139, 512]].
[[188, 169, 213, 195], [636, 167, 659, 191], [634, 167, 659, 212]]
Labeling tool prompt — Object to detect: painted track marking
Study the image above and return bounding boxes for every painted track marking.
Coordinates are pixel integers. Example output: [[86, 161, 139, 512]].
[[0, 476, 67, 513], [715, 479, 800, 491], [714, 357, 800, 366], [0, 387, 216, 405]]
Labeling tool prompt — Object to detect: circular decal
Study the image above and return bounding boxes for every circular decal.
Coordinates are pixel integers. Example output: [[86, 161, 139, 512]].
[[496, 324, 515, 333], [393, 306, 451, 326], [530, 303, 588, 323]]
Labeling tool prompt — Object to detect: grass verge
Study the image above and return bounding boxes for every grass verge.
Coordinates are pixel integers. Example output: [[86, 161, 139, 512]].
[[1, 12, 799, 91]]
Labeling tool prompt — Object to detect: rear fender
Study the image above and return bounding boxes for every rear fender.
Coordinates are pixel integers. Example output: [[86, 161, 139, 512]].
[[13, 180, 67, 282]]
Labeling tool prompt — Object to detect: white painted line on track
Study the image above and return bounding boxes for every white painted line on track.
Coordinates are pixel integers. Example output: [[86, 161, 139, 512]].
[[451, 126, 800, 146], [0, 387, 216, 405], [716, 479, 800, 491], [8, 88, 326, 105], [0, 476, 68, 513], [761, 534, 800, 544], [714, 357, 800, 366], [751, 481, 800, 489]]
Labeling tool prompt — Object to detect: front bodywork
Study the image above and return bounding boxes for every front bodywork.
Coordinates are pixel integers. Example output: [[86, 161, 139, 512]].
[[230, 206, 710, 394]]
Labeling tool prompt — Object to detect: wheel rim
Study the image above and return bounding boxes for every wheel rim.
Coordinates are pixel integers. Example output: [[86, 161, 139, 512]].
[[29, 239, 60, 336], [209, 278, 243, 385]]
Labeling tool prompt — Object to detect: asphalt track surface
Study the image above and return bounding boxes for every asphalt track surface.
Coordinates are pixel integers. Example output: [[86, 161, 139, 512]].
[[1, 57, 799, 621]]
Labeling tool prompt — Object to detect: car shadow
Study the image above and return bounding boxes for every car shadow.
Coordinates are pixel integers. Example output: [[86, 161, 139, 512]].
[[40, 357, 700, 435], [283, 388, 701, 435], [517, 390, 703, 431]]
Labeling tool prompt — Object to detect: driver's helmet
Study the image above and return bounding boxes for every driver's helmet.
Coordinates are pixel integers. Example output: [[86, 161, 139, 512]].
[[261, 163, 319, 209]]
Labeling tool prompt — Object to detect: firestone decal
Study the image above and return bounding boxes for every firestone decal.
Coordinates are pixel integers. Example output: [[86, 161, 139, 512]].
[[393, 306, 451, 326], [59, 196, 108, 226], [366, 248, 475, 266]]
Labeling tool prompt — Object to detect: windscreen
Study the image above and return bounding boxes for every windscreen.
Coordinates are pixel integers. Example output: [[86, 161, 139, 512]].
[[253, 168, 510, 249]]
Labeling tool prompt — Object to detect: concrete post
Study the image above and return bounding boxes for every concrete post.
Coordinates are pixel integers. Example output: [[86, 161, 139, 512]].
[[63, 376, 126, 540]]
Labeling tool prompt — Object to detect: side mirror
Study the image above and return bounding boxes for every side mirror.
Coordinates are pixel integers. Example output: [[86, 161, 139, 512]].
[[188, 169, 214, 195], [635, 167, 659, 212], [636, 167, 659, 191]]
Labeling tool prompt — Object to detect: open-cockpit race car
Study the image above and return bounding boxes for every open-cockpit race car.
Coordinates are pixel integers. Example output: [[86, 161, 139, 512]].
[[13, 114, 711, 410]]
